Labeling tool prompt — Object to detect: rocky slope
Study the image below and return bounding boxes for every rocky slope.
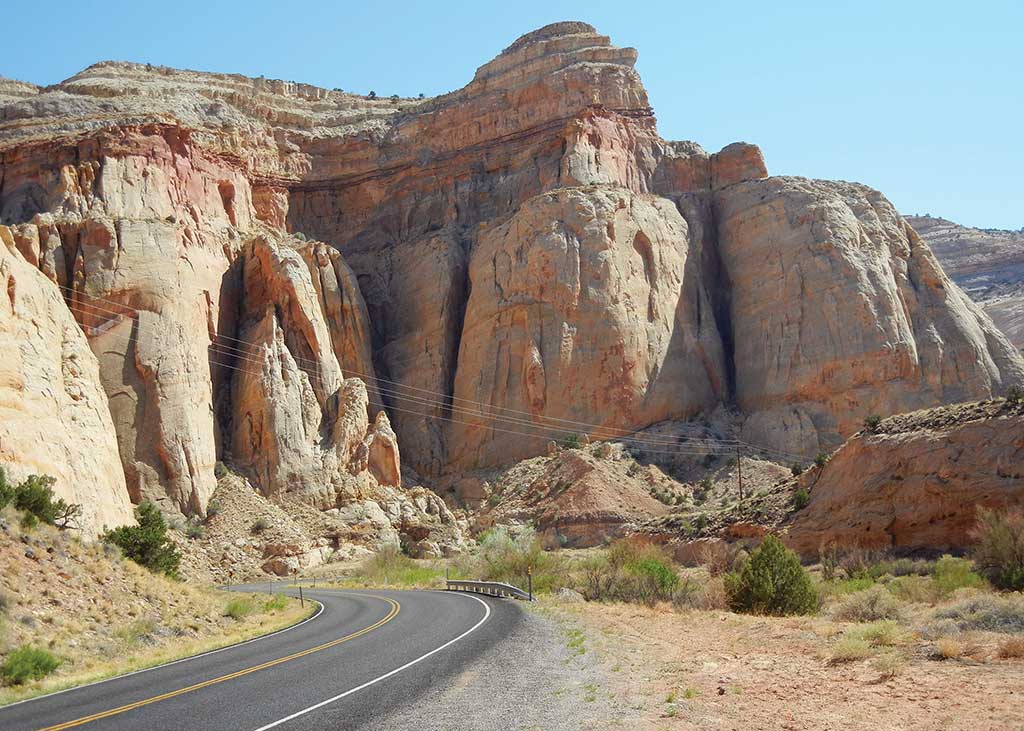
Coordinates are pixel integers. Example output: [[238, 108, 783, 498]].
[[0, 22, 1020, 555], [785, 398, 1024, 557], [908, 215, 1024, 348]]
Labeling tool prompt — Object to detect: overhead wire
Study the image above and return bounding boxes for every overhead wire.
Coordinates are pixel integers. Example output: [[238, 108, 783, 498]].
[[55, 283, 811, 462]]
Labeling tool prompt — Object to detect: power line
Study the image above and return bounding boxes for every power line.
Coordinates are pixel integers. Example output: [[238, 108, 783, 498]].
[[55, 283, 812, 462]]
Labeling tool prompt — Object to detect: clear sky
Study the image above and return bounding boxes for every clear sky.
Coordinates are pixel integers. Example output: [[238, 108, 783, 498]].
[[3, 0, 1022, 229]]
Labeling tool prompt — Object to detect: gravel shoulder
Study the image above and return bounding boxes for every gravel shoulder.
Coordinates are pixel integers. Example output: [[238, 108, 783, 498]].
[[372, 598, 629, 730]]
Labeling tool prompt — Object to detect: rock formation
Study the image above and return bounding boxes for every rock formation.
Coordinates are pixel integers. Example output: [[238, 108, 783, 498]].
[[0, 228, 133, 535], [1, 21, 1021, 545], [908, 215, 1024, 348], [785, 399, 1024, 557]]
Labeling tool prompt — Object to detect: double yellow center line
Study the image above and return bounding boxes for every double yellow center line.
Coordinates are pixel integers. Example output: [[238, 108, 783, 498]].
[[40, 595, 400, 731]]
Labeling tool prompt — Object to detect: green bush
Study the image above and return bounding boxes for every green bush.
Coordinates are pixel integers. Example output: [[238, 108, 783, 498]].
[[205, 499, 222, 520], [792, 488, 811, 510], [863, 414, 882, 433], [559, 433, 583, 449], [725, 535, 819, 615], [790, 463, 804, 477], [931, 555, 986, 595], [1006, 384, 1023, 405], [251, 517, 271, 533], [578, 538, 681, 605], [213, 461, 230, 479], [971, 508, 1024, 591], [102, 501, 181, 578], [185, 522, 205, 540], [814, 452, 829, 468], [0, 471, 81, 528], [1, 646, 61, 685]]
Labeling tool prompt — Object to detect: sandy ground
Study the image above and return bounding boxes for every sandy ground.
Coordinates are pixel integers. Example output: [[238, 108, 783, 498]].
[[547, 602, 1024, 731]]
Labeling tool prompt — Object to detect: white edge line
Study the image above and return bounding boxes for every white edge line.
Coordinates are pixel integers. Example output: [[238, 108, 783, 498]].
[[251, 593, 493, 731], [0, 587, 325, 712]]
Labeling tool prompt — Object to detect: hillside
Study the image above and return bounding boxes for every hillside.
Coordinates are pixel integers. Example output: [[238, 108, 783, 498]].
[[909, 215, 1024, 347]]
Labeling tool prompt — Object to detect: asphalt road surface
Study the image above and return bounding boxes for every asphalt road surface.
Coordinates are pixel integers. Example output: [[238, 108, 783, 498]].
[[0, 584, 520, 730]]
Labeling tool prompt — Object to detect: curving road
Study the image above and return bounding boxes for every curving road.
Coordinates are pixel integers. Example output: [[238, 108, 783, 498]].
[[0, 585, 521, 730]]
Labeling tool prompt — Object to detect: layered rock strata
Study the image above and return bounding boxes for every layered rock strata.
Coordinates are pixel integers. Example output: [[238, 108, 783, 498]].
[[0, 21, 1021, 535]]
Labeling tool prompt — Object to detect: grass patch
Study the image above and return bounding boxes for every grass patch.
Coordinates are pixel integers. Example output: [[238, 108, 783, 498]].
[[224, 598, 255, 620], [566, 629, 586, 656]]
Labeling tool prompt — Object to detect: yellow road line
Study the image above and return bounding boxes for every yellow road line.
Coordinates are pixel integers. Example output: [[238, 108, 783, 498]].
[[39, 595, 400, 731]]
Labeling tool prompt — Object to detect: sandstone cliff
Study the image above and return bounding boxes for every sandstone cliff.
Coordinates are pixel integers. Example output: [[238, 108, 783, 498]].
[[908, 215, 1024, 348], [785, 399, 1024, 557], [0, 229, 132, 534], [1, 21, 1021, 542]]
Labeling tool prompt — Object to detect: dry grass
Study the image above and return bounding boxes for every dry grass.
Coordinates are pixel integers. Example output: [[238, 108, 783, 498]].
[[997, 636, 1024, 659], [0, 515, 312, 705]]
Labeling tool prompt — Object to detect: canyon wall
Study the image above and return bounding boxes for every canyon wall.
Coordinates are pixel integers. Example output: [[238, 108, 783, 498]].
[[1, 21, 1021, 530]]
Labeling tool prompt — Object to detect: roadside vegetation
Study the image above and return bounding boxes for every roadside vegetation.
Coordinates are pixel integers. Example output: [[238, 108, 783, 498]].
[[0, 498, 311, 705], [339, 506, 1024, 688]]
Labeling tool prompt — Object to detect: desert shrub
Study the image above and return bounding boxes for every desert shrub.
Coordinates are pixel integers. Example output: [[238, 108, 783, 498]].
[[886, 575, 942, 604], [224, 597, 254, 620], [792, 488, 810, 510], [790, 463, 804, 477], [205, 499, 222, 520], [835, 548, 886, 580], [213, 461, 230, 479], [355, 544, 444, 588], [932, 556, 986, 595], [1006, 384, 1023, 405], [871, 651, 906, 678], [559, 433, 583, 449], [673, 576, 729, 611], [1, 646, 61, 685], [863, 414, 882, 433], [868, 557, 935, 579], [185, 522, 205, 540], [971, 508, 1024, 591], [466, 526, 566, 594], [846, 620, 908, 647], [724, 535, 819, 615], [579, 538, 680, 605], [935, 635, 964, 660], [628, 557, 680, 604], [834, 586, 902, 622], [829, 636, 873, 663], [0, 472, 81, 528], [251, 517, 271, 533], [933, 593, 1024, 634], [997, 636, 1024, 659], [814, 452, 829, 468], [699, 542, 744, 577], [102, 501, 181, 578]]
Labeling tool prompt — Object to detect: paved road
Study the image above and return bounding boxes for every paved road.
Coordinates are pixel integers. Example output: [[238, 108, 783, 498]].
[[0, 585, 520, 730]]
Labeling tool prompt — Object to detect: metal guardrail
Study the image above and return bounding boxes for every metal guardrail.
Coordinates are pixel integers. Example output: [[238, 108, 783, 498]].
[[446, 579, 534, 601]]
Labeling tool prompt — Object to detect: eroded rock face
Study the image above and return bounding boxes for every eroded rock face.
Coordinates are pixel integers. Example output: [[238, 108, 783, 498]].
[[1, 19, 1022, 543], [0, 229, 132, 534], [785, 400, 1024, 557], [230, 235, 389, 507], [449, 186, 725, 468], [908, 215, 1024, 349], [716, 177, 1024, 455]]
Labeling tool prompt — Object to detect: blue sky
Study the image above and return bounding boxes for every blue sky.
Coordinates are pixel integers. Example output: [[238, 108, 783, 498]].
[[4, 0, 1022, 229]]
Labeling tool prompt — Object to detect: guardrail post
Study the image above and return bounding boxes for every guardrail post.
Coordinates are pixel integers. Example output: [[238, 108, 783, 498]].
[[299, 586, 304, 608]]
